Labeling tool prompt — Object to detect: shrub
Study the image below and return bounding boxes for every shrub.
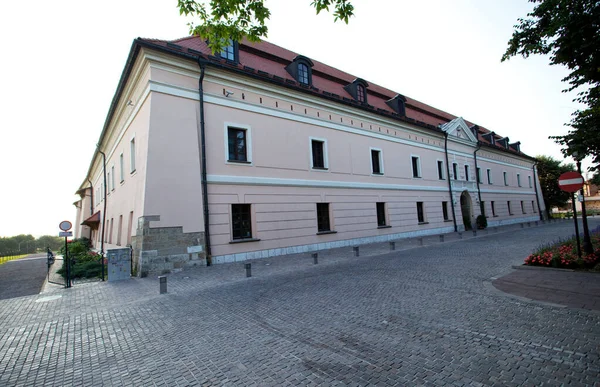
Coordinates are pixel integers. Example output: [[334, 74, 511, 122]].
[[476, 215, 487, 229]]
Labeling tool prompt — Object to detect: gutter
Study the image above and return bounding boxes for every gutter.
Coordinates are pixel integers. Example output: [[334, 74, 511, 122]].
[[532, 163, 543, 220], [87, 179, 94, 216], [473, 143, 484, 216], [97, 147, 107, 281], [197, 58, 212, 266], [444, 131, 457, 232]]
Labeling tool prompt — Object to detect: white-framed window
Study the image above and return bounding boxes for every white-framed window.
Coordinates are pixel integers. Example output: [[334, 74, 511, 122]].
[[411, 155, 421, 178], [503, 171, 508, 186], [130, 137, 136, 173], [370, 147, 384, 175], [487, 168, 493, 184], [517, 173, 521, 187], [476, 167, 482, 184], [119, 153, 124, 183], [309, 137, 328, 170], [107, 171, 111, 193], [491, 201, 496, 216], [437, 160, 445, 180], [507, 200, 512, 215], [521, 201, 526, 214], [416, 202, 426, 223], [532, 200, 536, 213], [442, 201, 450, 221], [224, 123, 253, 165], [111, 165, 115, 191], [376, 202, 388, 227], [464, 165, 470, 181], [528, 175, 532, 188], [452, 162, 458, 180]]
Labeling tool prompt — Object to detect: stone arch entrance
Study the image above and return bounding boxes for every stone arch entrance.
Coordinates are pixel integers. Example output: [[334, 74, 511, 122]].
[[460, 191, 473, 230]]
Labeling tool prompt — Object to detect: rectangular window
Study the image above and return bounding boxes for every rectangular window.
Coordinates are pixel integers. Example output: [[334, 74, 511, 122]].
[[119, 153, 124, 182], [411, 156, 421, 178], [376, 202, 387, 227], [453, 163, 458, 180], [517, 174, 522, 187], [130, 138, 136, 173], [503, 171, 508, 186], [109, 218, 114, 244], [507, 201, 512, 215], [491, 201, 496, 217], [487, 169, 493, 184], [532, 201, 536, 213], [316, 203, 331, 232], [521, 201, 526, 214], [228, 127, 248, 162], [442, 202, 449, 221], [231, 204, 252, 240], [371, 149, 383, 174], [437, 160, 445, 180], [417, 202, 425, 223], [311, 139, 326, 169], [107, 172, 111, 192], [528, 176, 532, 188], [117, 215, 123, 246], [464, 165, 470, 181], [481, 201, 486, 217], [111, 166, 115, 191], [127, 211, 134, 245], [220, 39, 235, 61], [476, 167, 482, 184]]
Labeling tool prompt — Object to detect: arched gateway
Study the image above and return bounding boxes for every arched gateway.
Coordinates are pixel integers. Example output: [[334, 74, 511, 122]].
[[460, 191, 473, 230]]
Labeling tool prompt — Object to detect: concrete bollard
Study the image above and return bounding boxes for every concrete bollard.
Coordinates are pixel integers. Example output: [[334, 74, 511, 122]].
[[418, 238, 423, 246], [458, 232, 463, 239], [535, 221, 539, 226], [389, 241, 396, 251], [520, 223, 524, 228], [439, 235, 444, 242], [527, 222, 531, 227], [353, 246, 359, 257], [312, 252, 318, 264], [472, 230, 477, 237], [159, 276, 167, 294], [245, 263, 252, 277]]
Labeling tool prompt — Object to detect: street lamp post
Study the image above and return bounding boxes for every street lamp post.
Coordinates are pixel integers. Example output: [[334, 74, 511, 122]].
[[573, 153, 593, 254]]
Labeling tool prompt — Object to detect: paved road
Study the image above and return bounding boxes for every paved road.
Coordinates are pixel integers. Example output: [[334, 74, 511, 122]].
[[0, 253, 48, 300], [1, 221, 599, 386]]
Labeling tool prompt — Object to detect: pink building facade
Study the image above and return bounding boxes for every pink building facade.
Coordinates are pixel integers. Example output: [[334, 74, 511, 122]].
[[73, 36, 545, 276]]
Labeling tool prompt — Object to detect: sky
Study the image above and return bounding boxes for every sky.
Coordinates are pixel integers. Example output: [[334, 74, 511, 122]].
[[0, 0, 589, 237]]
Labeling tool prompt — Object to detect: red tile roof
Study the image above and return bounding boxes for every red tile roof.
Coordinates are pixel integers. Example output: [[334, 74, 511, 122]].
[[139, 36, 525, 156]]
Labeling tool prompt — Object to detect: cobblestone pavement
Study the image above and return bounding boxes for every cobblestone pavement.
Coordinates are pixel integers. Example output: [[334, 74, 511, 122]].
[[1, 220, 599, 386], [0, 254, 48, 300]]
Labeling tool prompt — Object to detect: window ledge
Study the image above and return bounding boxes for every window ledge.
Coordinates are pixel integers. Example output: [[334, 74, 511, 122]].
[[229, 238, 261, 244], [316, 230, 337, 235], [372, 173, 384, 176], [377, 225, 392, 229], [227, 160, 252, 164], [418, 222, 429, 225], [444, 220, 453, 223], [130, 169, 136, 175], [493, 215, 499, 218], [311, 167, 329, 171]]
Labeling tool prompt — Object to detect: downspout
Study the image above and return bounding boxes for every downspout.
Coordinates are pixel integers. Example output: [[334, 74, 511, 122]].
[[197, 58, 212, 266], [97, 147, 107, 281], [473, 143, 483, 215], [87, 178, 94, 216], [532, 163, 543, 220], [444, 131, 458, 232]]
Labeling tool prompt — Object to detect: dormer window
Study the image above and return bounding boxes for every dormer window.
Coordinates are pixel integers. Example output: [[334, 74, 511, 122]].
[[344, 78, 369, 103], [285, 55, 314, 86], [219, 39, 239, 62], [385, 94, 407, 116]]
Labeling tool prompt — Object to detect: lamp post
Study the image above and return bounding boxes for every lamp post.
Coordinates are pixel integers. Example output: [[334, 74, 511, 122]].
[[573, 152, 593, 254]]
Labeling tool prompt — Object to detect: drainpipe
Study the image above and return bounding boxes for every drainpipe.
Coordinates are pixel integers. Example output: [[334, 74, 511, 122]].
[[532, 163, 543, 221], [444, 131, 458, 232], [87, 178, 94, 216], [473, 143, 483, 216], [97, 147, 107, 281], [197, 58, 212, 266]]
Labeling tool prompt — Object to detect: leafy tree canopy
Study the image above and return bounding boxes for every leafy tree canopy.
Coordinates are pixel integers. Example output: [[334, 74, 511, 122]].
[[177, 0, 354, 53], [502, 0, 600, 169], [535, 155, 576, 211]]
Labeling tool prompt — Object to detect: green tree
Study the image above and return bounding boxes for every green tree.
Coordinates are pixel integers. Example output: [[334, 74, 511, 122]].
[[502, 0, 600, 169], [535, 155, 576, 216], [177, 0, 355, 53], [36, 235, 64, 251]]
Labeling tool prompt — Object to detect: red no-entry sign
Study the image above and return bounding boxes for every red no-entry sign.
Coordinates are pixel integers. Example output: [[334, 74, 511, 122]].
[[558, 171, 584, 193]]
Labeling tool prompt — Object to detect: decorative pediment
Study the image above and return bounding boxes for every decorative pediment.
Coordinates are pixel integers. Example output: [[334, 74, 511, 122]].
[[440, 117, 478, 143]]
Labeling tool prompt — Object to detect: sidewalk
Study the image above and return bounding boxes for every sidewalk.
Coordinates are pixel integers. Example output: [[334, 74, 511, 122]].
[[493, 266, 600, 311]]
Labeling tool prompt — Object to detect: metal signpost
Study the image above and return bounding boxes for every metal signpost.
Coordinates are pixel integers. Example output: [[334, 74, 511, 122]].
[[59, 221, 73, 288], [558, 172, 585, 258]]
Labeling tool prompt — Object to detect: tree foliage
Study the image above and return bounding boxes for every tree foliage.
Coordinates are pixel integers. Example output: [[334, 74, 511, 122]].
[[0, 234, 63, 255], [535, 155, 576, 212], [177, 0, 354, 53], [502, 0, 600, 169]]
